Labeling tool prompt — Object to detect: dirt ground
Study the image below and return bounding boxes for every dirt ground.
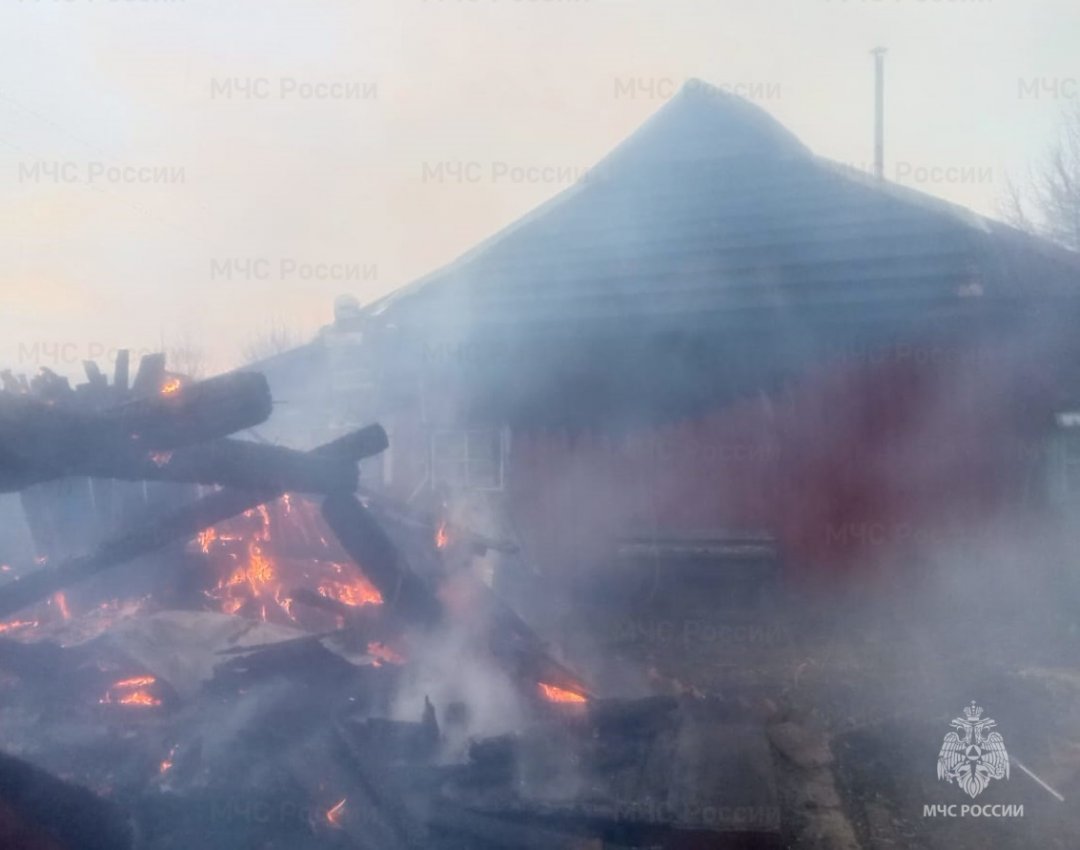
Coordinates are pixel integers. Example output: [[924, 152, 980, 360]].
[[552, 574, 1080, 850]]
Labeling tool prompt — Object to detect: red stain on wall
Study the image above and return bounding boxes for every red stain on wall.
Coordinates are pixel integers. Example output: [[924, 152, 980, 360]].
[[509, 343, 1057, 580]]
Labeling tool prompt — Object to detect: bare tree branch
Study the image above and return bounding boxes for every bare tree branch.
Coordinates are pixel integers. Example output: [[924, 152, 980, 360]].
[[1009, 107, 1080, 250]]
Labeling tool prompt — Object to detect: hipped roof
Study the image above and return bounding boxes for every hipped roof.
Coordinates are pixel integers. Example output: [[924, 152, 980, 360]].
[[370, 79, 1080, 334]]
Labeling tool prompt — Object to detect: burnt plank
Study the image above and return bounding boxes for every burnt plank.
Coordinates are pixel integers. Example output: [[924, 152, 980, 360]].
[[82, 360, 107, 390], [130, 352, 165, 397], [112, 349, 130, 396], [77, 437, 357, 494]]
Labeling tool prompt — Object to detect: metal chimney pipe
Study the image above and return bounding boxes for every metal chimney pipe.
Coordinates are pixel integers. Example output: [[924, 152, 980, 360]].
[[871, 47, 887, 180]]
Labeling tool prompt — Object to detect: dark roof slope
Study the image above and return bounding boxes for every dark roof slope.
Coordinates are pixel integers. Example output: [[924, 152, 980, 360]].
[[371, 80, 1080, 333]]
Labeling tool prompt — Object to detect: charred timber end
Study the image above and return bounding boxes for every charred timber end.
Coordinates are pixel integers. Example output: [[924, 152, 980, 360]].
[[315, 424, 389, 461], [107, 370, 273, 449]]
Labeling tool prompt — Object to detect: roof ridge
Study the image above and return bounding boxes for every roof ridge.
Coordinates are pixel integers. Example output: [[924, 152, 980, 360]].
[[592, 78, 810, 173]]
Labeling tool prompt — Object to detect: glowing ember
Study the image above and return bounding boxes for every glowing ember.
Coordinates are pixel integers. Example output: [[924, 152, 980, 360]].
[[0, 619, 38, 635], [53, 592, 70, 620], [274, 586, 295, 620], [196, 527, 217, 554], [367, 642, 405, 667], [325, 798, 347, 827], [435, 521, 450, 550], [160, 377, 182, 396], [160, 745, 178, 774], [196, 495, 385, 626], [538, 683, 587, 704], [100, 675, 161, 707], [148, 450, 173, 467], [115, 676, 155, 688]]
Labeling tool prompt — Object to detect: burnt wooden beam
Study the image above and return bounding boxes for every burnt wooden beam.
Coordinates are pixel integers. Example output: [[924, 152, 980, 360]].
[[130, 352, 165, 397], [82, 361, 107, 390], [101, 370, 272, 450], [112, 350, 130, 395], [321, 493, 443, 628], [0, 371, 273, 491], [77, 437, 357, 494], [0, 424, 388, 618]]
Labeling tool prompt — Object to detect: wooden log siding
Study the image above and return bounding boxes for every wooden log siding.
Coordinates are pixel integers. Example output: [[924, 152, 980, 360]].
[[507, 343, 1052, 581]]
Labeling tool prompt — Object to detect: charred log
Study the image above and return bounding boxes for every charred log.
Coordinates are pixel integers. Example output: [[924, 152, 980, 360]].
[[0, 371, 273, 492], [100, 370, 272, 449], [129, 352, 165, 397], [112, 350, 130, 395], [77, 438, 357, 494]]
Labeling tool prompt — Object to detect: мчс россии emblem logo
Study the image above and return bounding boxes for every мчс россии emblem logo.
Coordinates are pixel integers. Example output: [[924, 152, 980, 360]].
[[937, 702, 1010, 799]]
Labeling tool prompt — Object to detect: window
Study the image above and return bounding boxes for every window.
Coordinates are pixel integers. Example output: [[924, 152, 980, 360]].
[[430, 429, 506, 491]]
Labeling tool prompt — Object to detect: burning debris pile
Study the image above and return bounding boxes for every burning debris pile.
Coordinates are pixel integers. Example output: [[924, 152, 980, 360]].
[[0, 354, 780, 849]]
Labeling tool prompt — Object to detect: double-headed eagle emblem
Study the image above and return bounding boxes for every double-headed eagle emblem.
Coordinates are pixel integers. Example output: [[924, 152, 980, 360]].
[[937, 702, 1010, 798]]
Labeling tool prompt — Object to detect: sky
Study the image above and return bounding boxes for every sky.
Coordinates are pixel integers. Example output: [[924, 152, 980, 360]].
[[0, 0, 1077, 375]]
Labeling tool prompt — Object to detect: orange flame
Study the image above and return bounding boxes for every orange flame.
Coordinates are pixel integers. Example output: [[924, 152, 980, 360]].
[[100, 675, 161, 707], [160, 377, 182, 396], [435, 521, 450, 550], [538, 683, 587, 704], [53, 592, 70, 620], [149, 450, 173, 467], [114, 676, 156, 688], [160, 745, 177, 774], [119, 691, 161, 707], [196, 527, 217, 554], [225, 542, 275, 595], [318, 574, 383, 608], [202, 504, 276, 617], [326, 798, 347, 827], [198, 496, 383, 625]]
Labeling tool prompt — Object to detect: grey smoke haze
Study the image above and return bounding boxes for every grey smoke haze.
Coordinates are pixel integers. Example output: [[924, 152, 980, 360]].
[[1, 0, 1077, 372]]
